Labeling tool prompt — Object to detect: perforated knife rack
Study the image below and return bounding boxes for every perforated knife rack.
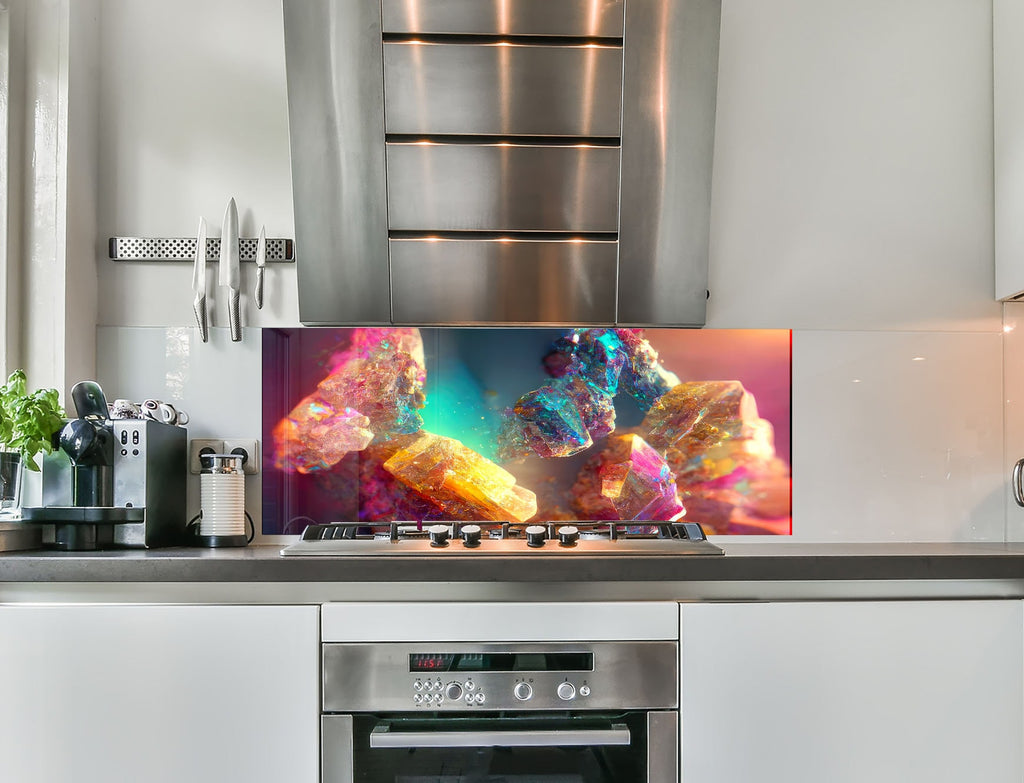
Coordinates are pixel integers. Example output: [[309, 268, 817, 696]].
[[108, 237, 294, 263]]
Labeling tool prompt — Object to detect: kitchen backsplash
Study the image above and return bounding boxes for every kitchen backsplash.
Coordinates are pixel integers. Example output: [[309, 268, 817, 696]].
[[262, 328, 792, 536], [94, 325, 1005, 542]]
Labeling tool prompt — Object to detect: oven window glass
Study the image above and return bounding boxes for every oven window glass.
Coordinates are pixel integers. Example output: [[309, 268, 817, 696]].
[[263, 327, 792, 536], [348, 713, 648, 783]]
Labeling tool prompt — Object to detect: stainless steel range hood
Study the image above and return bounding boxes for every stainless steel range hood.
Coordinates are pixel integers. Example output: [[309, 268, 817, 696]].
[[283, 0, 721, 326]]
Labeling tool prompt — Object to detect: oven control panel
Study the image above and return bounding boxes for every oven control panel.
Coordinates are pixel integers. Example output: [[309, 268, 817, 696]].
[[322, 641, 677, 713], [409, 675, 593, 708]]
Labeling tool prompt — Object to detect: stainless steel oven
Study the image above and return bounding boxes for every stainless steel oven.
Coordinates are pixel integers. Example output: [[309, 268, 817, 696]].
[[321, 641, 678, 783]]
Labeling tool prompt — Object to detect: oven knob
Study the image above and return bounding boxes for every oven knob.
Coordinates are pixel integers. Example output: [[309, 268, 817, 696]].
[[474, 692, 485, 705], [413, 680, 423, 691], [460, 524, 482, 548], [428, 524, 450, 547], [579, 685, 591, 697], [413, 694, 422, 705], [557, 525, 579, 546], [445, 682, 463, 701], [525, 524, 547, 548], [465, 680, 475, 691], [513, 682, 533, 701], [557, 682, 576, 701]]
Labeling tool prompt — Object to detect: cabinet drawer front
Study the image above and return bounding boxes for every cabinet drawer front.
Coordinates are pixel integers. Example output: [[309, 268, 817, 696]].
[[382, 0, 624, 37], [390, 239, 617, 323], [384, 42, 623, 137], [386, 143, 621, 232]]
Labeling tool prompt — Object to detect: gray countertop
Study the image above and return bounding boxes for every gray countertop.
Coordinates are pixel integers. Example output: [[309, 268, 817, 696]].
[[2, 542, 1024, 585]]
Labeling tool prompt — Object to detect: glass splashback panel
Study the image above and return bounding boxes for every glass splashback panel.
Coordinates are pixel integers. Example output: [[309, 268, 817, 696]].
[[262, 328, 791, 535]]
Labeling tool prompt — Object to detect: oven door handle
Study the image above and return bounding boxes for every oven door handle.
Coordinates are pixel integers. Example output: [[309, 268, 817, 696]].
[[369, 723, 631, 748]]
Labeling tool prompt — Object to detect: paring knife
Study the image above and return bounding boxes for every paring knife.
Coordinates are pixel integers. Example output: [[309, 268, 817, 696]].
[[219, 197, 241, 342], [254, 224, 266, 310], [192, 217, 209, 342]]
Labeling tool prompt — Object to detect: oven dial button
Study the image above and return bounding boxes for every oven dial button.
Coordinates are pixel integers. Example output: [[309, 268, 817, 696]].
[[428, 524, 450, 547], [465, 694, 474, 705], [474, 692, 485, 704], [445, 682, 463, 701], [525, 524, 547, 548], [460, 524, 482, 547], [557, 682, 576, 701], [465, 680, 476, 691], [513, 682, 533, 701], [413, 680, 423, 691], [579, 685, 591, 697], [414, 694, 422, 705]]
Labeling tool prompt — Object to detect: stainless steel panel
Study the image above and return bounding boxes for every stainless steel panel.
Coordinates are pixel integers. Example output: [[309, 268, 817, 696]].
[[617, 0, 721, 326], [386, 143, 621, 231], [322, 641, 678, 712], [369, 723, 631, 748], [321, 715, 354, 783], [382, 0, 624, 37], [384, 42, 623, 137], [283, 0, 392, 325], [390, 238, 617, 324], [647, 711, 679, 783]]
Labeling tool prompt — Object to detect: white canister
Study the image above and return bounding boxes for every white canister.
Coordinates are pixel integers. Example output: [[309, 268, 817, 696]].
[[198, 453, 248, 547]]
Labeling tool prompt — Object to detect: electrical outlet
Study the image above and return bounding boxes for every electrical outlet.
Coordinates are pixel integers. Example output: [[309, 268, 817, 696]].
[[223, 438, 260, 475], [189, 438, 224, 474]]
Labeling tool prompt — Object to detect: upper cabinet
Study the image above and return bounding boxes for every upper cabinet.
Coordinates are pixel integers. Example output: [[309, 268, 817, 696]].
[[283, 0, 721, 326], [996, 0, 1024, 300]]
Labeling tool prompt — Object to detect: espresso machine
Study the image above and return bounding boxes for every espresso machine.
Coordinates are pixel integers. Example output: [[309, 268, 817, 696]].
[[22, 381, 187, 550]]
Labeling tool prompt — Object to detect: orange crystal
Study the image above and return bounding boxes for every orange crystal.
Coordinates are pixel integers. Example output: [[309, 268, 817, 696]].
[[383, 431, 538, 523], [640, 380, 777, 484]]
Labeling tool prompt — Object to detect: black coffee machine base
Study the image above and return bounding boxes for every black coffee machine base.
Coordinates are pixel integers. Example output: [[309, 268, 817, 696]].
[[21, 506, 146, 551], [54, 523, 114, 551]]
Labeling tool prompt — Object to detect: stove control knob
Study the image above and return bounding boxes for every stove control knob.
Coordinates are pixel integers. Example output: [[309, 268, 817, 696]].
[[445, 682, 463, 701], [428, 524, 450, 547], [525, 524, 547, 548], [557, 682, 576, 701], [514, 682, 533, 701], [557, 525, 579, 546], [460, 524, 482, 548]]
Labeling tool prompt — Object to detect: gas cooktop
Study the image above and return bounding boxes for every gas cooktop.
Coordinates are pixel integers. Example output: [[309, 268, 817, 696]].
[[280, 520, 723, 557]]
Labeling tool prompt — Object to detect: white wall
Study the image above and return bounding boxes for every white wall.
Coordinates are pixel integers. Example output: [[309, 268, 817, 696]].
[[91, 0, 1006, 542]]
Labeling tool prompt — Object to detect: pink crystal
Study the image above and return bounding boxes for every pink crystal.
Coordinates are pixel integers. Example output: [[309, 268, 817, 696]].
[[272, 328, 427, 473], [571, 433, 686, 521], [272, 398, 373, 474]]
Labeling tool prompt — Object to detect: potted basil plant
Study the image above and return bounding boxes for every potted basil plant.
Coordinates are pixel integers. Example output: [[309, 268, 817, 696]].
[[0, 370, 65, 514]]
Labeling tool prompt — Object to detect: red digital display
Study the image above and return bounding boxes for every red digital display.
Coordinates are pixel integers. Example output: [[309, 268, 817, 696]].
[[410, 654, 455, 672]]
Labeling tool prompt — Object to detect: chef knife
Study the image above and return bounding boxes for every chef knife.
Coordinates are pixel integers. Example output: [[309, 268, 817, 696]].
[[192, 217, 209, 342], [219, 197, 241, 342], [254, 224, 266, 310]]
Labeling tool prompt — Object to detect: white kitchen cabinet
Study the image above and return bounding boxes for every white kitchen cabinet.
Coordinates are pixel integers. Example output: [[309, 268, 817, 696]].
[[0, 604, 319, 783], [680, 600, 1023, 783], [996, 0, 1024, 300]]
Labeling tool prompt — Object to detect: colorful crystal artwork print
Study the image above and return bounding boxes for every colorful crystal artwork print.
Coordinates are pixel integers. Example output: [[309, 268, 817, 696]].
[[262, 328, 792, 535]]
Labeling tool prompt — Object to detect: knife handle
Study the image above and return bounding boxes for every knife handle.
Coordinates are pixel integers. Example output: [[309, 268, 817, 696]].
[[228, 289, 241, 342], [255, 267, 265, 310], [193, 296, 209, 343]]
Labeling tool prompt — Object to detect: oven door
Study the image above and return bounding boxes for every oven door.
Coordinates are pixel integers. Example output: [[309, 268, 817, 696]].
[[323, 711, 677, 783]]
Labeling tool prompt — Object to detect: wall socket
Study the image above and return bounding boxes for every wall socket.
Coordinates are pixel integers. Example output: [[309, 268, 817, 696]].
[[223, 439, 260, 475], [188, 438, 260, 475]]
